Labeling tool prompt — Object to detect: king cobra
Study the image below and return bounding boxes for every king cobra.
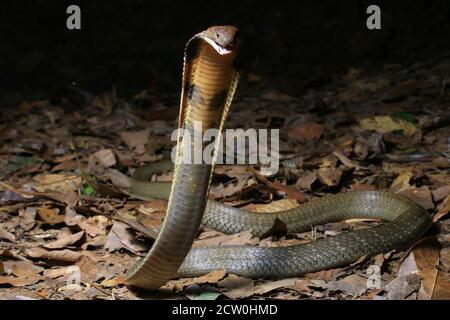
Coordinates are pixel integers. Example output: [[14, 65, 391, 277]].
[[125, 26, 432, 290]]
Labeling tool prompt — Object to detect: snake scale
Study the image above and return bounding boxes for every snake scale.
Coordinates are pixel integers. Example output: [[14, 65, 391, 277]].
[[125, 26, 432, 290]]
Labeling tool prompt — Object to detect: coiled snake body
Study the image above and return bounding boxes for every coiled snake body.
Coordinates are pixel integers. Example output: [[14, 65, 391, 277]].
[[125, 26, 432, 290]]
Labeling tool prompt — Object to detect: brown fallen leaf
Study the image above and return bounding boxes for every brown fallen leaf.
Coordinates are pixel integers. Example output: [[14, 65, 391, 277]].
[[326, 274, 368, 297], [43, 266, 81, 283], [76, 255, 98, 284], [94, 149, 116, 168], [399, 186, 434, 210], [51, 160, 78, 172], [333, 150, 364, 170], [0, 261, 44, 288], [287, 122, 323, 143], [295, 171, 317, 190], [218, 274, 254, 290], [26, 248, 82, 262], [385, 274, 421, 300], [32, 173, 82, 193], [223, 278, 301, 299], [317, 166, 343, 187], [243, 198, 298, 213], [209, 177, 250, 200], [119, 129, 151, 154], [135, 200, 167, 232], [107, 168, 131, 188], [0, 274, 42, 287], [431, 269, 450, 300], [81, 235, 107, 250], [253, 170, 305, 202], [399, 252, 418, 276], [19, 207, 36, 231], [104, 221, 148, 253], [351, 183, 377, 192], [412, 238, 441, 300], [305, 268, 346, 282], [390, 168, 413, 193], [79, 215, 110, 237], [360, 116, 417, 137], [0, 227, 16, 242], [163, 269, 227, 292], [193, 230, 257, 248], [37, 206, 65, 225], [3, 261, 44, 276], [64, 206, 85, 227], [432, 185, 450, 202], [43, 230, 84, 249], [433, 195, 450, 222], [62, 191, 79, 207]]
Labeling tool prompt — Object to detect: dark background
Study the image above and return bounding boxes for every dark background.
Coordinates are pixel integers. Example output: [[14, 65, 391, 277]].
[[1, 0, 450, 105]]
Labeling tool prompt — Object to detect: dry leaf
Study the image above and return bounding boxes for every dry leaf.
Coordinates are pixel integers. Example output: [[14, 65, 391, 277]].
[[351, 183, 377, 192], [360, 116, 417, 136], [399, 252, 418, 276], [0, 261, 44, 287], [107, 168, 131, 188], [32, 173, 82, 193], [44, 266, 80, 281], [193, 230, 256, 248], [432, 185, 450, 202], [43, 230, 84, 249], [385, 274, 421, 300], [399, 186, 434, 210], [76, 255, 98, 283], [3, 261, 44, 276], [119, 129, 150, 154], [431, 270, 450, 300], [326, 274, 368, 297], [333, 150, 363, 169], [37, 207, 65, 224], [0, 227, 16, 242], [223, 278, 300, 299], [244, 198, 298, 213], [0, 274, 42, 287], [318, 166, 343, 187], [433, 195, 450, 222], [287, 122, 323, 142], [390, 168, 413, 193], [218, 274, 254, 290], [295, 171, 317, 190], [51, 160, 78, 172], [253, 170, 305, 202], [163, 270, 227, 292], [94, 149, 116, 167], [26, 248, 82, 262], [210, 177, 250, 199], [64, 206, 85, 226], [19, 207, 36, 231], [104, 221, 147, 253], [79, 215, 110, 237], [412, 238, 441, 300]]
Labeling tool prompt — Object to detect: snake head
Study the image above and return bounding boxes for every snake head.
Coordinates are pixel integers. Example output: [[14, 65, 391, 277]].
[[203, 25, 239, 55]]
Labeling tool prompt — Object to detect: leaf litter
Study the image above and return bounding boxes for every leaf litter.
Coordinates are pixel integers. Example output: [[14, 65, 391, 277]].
[[1, 56, 450, 300]]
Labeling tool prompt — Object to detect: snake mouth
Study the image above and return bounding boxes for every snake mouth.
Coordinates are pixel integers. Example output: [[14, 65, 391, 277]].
[[204, 37, 236, 55]]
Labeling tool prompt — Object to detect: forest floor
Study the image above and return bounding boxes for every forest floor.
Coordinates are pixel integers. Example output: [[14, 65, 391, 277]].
[[0, 55, 449, 300]]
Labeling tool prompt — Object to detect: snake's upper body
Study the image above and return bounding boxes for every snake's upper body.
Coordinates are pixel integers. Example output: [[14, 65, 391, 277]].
[[125, 26, 432, 290]]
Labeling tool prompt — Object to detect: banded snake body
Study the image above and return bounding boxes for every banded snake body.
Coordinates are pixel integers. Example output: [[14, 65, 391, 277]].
[[125, 26, 432, 290]]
